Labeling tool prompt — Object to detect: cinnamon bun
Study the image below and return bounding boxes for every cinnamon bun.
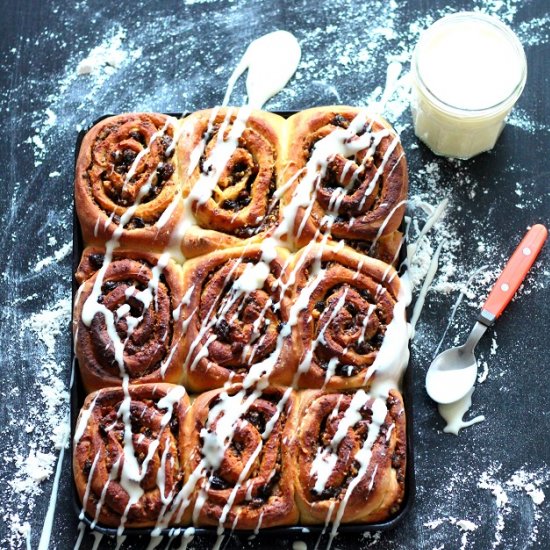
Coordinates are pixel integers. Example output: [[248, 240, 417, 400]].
[[75, 113, 183, 250], [74, 247, 186, 393], [180, 244, 296, 392], [292, 388, 406, 525], [286, 243, 408, 390], [184, 385, 299, 529], [282, 106, 408, 249], [177, 108, 285, 257], [73, 383, 190, 528]]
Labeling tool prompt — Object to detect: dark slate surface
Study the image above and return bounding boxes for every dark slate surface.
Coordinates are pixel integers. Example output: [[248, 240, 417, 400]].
[[0, 1, 549, 549]]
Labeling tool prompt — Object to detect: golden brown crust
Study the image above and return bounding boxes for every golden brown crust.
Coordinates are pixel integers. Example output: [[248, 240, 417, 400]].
[[282, 106, 408, 248], [177, 108, 286, 257], [73, 383, 190, 528], [345, 230, 404, 267], [287, 243, 402, 390], [184, 385, 299, 529], [73, 247, 186, 393], [75, 113, 184, 251], [180, 245, 297, 392], [291, 388, 406, 524]]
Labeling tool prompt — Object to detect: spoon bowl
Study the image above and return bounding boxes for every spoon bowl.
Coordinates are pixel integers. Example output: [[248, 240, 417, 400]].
[[425, 344, 478, 404]]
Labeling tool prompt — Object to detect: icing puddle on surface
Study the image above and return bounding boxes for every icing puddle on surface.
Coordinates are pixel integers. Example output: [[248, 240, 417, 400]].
[[2, 0, 550, 549]]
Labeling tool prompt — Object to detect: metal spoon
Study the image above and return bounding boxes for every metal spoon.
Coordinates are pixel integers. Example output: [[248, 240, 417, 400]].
[[426, 224, 548, 405]]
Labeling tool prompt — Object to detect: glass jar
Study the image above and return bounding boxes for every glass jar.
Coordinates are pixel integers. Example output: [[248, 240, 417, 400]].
[[411, 12, 527, 159]]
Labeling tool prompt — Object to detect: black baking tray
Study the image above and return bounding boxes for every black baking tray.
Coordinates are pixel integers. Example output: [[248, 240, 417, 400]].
[[70, 112, 415, 541]]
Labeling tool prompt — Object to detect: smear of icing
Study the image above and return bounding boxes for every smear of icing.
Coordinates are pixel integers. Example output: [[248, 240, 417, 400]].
[[223, 30, 301, 109], [438, 388, 485, 435]]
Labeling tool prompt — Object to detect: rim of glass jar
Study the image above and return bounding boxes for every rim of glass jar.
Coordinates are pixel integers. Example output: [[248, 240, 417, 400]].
[[412, 11, 528, 119]]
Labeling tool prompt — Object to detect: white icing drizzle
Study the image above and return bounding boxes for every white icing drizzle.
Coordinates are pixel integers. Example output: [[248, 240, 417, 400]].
[[174, 527, 195, 550], [93, 217, 100, 238], [310, 447, 339, 495], [173, 284, 195, 321], [73, 522, 86, 550], [299, 287, 349, 378], [253, 510, 265, 535], [406, 198, 448, 260], [37, 415, 69, 550], [73, 394, 98, 444], [73, 30, 421, 546], [325, 399, 387, 549], [145, 535, 164, 550], [432, 264, 488, 358], [90, 532, 103, 550], [438, 387, 485, 435], [373, 62, 403, 113], [79, 452, 101, 521], [223, 30, 301, 109], [409, 240, 443, 335], [367, 196, 407, 255], [116, 383, 186, 535], [124, 119, 172, 187], [233, 260, 271, 292], [386, 423, 395, 442], [91, 456, 122, 529], [310, 391, 371, 494]]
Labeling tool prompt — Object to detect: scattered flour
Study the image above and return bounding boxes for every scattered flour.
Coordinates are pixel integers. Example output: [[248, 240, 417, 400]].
[[423, 516, 479, 550], [33, 242, 72, 272], [2, 298, 71, 548], [76, 27, 142, 78], [478, 463, 549, 547], [362, 531, 383, 546], [477, 361, 489, 383]]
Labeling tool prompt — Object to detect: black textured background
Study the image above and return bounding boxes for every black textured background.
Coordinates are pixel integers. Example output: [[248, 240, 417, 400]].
[[0, 1, 549, 549]]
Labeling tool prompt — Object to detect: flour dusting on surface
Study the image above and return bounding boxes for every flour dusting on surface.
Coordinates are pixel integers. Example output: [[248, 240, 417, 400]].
[[477, 463, 550, 547]]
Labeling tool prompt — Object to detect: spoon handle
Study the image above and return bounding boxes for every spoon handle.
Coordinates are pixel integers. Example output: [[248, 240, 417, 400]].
[[479, 224, 547, 324]]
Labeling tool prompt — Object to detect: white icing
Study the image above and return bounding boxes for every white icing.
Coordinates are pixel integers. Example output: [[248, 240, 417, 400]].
[[426, 363, 478, 406], [359, 274, 411, 397], [233, 261, 270, 292], [73, 32, 418, 544], [412, 13, 526, 158], [173, 284, 195, 322], [124, 119, 172, 186], [175, 527, 195, 550], [73, 394, 98, 444], [416, 14, 524, 110], [409, 241, 442, 335], [310, 447, 339, 495], [438, 388, 485, 435], [326, 399, 387, 549], [309, 390, 371, 494], [223, 30, 301, 109], [37, 416, 69, 550]]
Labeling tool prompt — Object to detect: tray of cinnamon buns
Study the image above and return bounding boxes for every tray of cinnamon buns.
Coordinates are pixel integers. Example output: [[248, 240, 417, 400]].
[[71, 106, 414, 539]]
